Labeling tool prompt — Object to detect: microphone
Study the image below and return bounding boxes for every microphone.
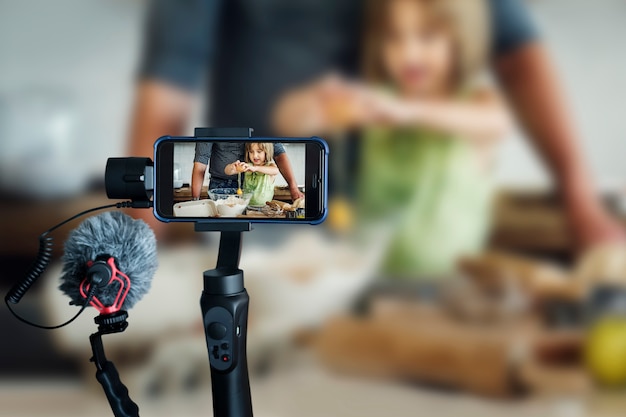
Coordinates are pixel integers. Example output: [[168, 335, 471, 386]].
[[54, 211, 157, 417], [4, 210, 156, 417], [59, 211, 158, 314]]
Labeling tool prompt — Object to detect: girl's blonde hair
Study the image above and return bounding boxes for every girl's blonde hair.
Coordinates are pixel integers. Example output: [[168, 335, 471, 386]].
[[245, 142, 274, 165], [363, 0, 490, 88]]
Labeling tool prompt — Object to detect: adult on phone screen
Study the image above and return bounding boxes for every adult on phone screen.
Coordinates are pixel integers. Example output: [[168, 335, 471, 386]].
[[190, 142, 289, 201]]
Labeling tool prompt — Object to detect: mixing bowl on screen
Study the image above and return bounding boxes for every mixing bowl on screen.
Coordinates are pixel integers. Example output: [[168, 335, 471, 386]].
[[208, 188, 252, 217]]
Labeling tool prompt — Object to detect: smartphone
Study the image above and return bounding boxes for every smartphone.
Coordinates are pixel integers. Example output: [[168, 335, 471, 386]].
[[154, 136, 328, 224]]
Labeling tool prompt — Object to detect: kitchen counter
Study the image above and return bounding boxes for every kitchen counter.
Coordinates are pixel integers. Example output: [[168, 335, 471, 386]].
[[173, 185, 297, 203], [237, 211, 286, 219]]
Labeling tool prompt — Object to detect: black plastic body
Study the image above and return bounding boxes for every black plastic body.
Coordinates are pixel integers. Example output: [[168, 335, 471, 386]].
[[95, 361, 139, 417], [105, 157, 154, 202], [153, 131, 328, 224], [191, 129, 254, 416], [89, 311, 139, 417], [200, 231, 253, 417]]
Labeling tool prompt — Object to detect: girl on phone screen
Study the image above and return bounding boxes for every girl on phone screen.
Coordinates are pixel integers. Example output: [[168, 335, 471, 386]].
[[225, 142, 279, 206]]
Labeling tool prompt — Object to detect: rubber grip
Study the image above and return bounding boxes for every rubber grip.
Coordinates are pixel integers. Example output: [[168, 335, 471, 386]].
[[95, 361, 140, 417]]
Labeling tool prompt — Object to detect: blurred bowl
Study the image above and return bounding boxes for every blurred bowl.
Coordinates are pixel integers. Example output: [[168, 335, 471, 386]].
[[173, 179, 184, 189], [208, 188, 252, 217]]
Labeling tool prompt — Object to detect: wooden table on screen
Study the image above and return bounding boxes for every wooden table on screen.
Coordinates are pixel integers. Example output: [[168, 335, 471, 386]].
[[173, 185, 298, 203]]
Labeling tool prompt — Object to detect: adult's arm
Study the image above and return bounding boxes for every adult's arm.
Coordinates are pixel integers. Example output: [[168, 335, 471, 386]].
[[274, 153, 304, 201], [493, 44, 625, 248], [128, 81, 195, 158], [125, 82, 195, 237], [130, 0, 223, 156], [126, 83, 196, 237], [128, 0, 222, 233], [191, 162, 208, 199], [190, 143, 213, 198], [489, 0, 624, 248]]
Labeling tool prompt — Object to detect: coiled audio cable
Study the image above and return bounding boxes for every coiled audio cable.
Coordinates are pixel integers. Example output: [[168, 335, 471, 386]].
[[4, 200, 142, 329]]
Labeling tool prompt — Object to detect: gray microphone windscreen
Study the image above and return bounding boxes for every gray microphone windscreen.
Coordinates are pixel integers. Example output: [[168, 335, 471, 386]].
[[59, 211, 158, 310]]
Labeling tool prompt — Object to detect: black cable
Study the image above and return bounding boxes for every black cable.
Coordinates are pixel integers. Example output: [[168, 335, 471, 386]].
[[3, 200, 142, 329], [4, 234, 55, 305], [5, 286, 97, 330], [46, 202, 132, 234], [5, 203, 120, 305]]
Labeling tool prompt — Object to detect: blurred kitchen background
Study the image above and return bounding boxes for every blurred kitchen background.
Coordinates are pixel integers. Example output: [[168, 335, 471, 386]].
[[1, 1, 626, 416]]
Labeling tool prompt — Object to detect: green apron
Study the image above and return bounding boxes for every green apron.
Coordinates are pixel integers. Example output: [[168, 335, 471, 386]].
[[244, 170, 275, 206], [357, 127, 493, 279]]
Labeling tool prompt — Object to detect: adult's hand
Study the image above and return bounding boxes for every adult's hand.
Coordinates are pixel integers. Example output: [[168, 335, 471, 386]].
[[566, 197, 625, 250], [574, 241, 626, 295], [289, 185, 305, 201]]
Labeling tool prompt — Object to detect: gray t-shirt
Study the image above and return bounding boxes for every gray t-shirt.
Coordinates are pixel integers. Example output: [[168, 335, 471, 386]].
[[194, 142, 285, 181]]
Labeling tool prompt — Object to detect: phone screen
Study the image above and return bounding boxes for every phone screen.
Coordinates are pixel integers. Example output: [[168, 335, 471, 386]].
[[154, 137, 327, 223]]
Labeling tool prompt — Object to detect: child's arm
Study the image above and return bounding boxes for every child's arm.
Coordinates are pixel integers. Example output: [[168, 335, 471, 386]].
[[369, 88, 512, 143], [224, 160, 242, 176], [247, 163, 279, 176]]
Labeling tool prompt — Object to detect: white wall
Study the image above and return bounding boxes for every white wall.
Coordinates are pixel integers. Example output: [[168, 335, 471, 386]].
[[0, 0, 144, 183]]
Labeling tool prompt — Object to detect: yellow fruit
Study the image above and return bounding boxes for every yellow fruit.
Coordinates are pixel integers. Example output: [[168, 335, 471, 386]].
[[585, 316, 626, 387], [327, 197, 354, 233]]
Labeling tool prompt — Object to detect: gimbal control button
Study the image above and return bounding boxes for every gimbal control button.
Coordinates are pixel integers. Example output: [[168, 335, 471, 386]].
[[208, 322, 227, 340]]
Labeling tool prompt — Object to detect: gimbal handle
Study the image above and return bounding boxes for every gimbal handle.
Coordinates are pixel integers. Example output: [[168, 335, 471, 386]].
[[89, 311, 140, 417], [195, 127, 254, 417], [200, 231, 253, 417]]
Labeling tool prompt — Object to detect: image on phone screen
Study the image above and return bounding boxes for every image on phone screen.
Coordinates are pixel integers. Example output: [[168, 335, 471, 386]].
[[154, 137, 327, 223]]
